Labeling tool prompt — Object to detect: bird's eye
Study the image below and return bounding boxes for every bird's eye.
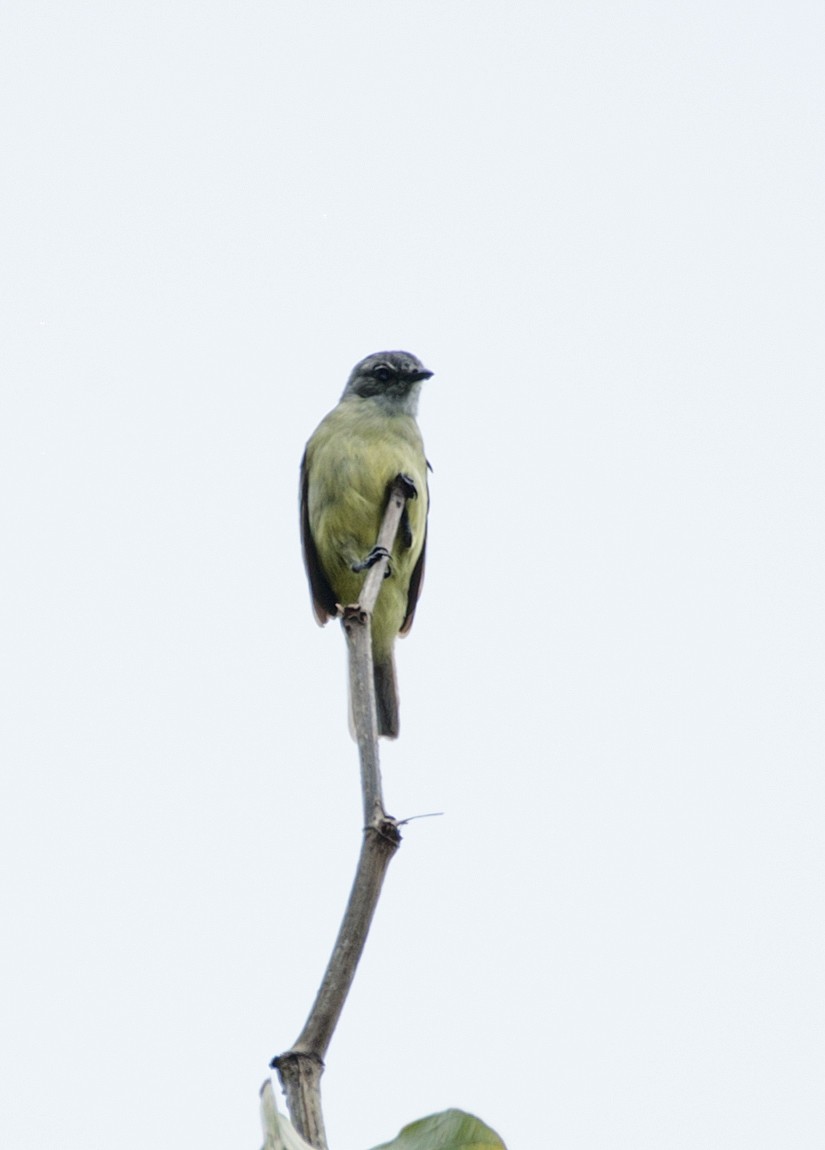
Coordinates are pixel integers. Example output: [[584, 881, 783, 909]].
[[372, 364, 393, 383]]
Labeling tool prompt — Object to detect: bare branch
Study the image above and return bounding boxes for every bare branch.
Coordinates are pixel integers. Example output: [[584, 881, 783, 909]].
[[272, 477, 412, 1148], [289, 819, 400, 1060], [344, 609, 383, 824]]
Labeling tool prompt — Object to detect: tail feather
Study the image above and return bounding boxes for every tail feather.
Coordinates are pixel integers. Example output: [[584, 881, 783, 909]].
[[373, 656, 400, 739]]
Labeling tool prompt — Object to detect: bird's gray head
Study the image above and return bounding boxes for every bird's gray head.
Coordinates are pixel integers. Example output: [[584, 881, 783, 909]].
[[342, 350, 433, 414]]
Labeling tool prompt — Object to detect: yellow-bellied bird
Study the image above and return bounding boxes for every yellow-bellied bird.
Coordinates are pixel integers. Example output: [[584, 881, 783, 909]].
[[300, 351, 432, 738]]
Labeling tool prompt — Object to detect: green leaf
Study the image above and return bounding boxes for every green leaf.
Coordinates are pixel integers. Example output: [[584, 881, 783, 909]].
[[369, 1108, 507, 1150]]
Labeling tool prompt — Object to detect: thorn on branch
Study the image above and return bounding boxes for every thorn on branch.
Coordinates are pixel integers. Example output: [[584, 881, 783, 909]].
[[395, 811, 445, 826]]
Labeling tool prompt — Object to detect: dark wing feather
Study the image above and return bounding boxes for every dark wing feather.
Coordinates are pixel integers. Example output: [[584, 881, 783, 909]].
[[399, 465, 430, 635], [300, 450, 337, 625], [400, 532, 426, 635]]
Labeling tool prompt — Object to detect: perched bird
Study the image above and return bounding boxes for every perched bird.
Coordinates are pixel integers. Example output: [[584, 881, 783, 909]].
[[300, 350, 432, 738]]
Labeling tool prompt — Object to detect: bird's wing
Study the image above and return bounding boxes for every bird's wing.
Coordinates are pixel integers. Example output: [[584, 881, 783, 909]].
[[399, 463, 429, 635], [400, 531, 426, 635], [300, 449, 338, 625]]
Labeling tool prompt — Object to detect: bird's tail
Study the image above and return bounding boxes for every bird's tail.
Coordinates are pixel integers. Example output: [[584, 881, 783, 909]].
[[373, 655, 400, 739]]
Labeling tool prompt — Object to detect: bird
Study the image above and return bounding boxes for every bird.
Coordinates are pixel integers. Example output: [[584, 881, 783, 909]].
[[300, 350, 432, 738]]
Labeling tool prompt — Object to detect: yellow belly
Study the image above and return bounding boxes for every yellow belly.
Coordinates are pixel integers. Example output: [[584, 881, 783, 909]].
[[305, 398, 427, 659]]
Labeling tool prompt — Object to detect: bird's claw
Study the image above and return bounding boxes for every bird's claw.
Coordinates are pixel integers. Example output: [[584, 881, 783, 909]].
[[352, 545, 392, 574], [396, 473, 418, 500]]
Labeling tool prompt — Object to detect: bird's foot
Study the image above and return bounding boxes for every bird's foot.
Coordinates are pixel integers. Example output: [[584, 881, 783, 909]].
[[352, 545, 392, 575], [395, 473, 418, 500]]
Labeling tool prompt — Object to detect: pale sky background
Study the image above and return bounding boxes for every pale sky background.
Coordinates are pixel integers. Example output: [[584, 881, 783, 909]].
[[2, 3, 823, 1148]]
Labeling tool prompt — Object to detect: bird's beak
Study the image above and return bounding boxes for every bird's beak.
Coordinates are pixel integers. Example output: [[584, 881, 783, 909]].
[[411, 369, 433, 382]]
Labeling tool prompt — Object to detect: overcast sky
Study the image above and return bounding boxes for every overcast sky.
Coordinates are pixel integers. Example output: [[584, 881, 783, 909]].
[[2, 3, 824, 1148]]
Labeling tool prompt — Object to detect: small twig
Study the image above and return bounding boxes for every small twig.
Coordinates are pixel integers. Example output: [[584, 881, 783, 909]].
[[272, 478, 412, 1148]]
